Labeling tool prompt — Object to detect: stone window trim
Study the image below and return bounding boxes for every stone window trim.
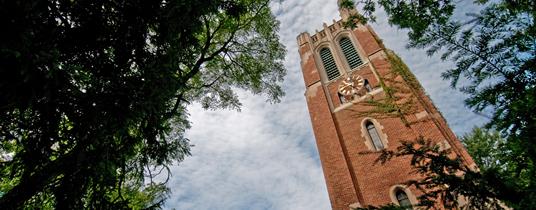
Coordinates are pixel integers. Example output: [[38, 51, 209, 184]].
[[312, 32, 369, 85], [360, 118, 389, 151], [314, 42, 343, 83], [389, 185, 418, 209], [338, 37, 364, 70], [333, 32, 368, 73], [319, 47, 340, 81]]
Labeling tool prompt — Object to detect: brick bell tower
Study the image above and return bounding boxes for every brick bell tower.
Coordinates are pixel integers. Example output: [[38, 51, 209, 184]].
[[297, 2, 475, 210]]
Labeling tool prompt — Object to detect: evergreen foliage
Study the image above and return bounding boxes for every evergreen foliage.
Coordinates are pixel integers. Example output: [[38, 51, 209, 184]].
[[0, 0, 285, 208], [376, 138, 510, 209], [350, 50, 418, 126], [462, 127, 509, 171]]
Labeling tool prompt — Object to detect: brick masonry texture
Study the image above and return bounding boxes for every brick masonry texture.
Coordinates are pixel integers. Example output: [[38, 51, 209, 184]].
[[297, 16, 475, 210]]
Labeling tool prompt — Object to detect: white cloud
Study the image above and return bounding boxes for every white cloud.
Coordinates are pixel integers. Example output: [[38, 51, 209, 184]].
[[165, 96, 329, 210], [164, 1, 487, 210]]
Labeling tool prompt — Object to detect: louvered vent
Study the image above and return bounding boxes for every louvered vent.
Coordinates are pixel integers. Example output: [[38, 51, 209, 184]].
[[319, 48, 340, 81], [339, 37, 363, 69]]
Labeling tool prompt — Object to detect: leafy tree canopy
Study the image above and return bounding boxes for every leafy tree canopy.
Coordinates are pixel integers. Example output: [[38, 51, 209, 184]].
[[0, 0, 285, 208]]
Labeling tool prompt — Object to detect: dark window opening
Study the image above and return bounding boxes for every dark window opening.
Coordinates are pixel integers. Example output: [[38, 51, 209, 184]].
[[339, 37, 363, 70], [396, 189, 412, 209], [366, 121, 384, 150], [364, 79, 373, 92], [319, 48, 340, 80]]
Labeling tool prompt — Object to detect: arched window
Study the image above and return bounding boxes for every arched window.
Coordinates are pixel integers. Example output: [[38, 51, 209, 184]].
[[339, 37, 363, 70], [395, 189, 412, 209], [365, 121, 384, 150], [364, 79, 373, 92], [319, 48, 340, 80]]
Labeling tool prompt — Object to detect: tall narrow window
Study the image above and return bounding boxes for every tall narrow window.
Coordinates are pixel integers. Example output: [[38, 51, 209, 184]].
[[366, 121, 384, 150], [395, 190, 412, 209], [319, 48, 340, 80], [339, 37, 363, 70], [364, 79, 373, 92]]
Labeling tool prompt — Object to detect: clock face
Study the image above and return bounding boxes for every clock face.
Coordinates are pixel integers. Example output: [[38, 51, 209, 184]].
[[338, 74, 364, 96]]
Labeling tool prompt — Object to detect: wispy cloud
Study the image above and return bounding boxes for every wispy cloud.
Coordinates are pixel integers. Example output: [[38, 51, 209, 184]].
[[164, 1, 487, 210]]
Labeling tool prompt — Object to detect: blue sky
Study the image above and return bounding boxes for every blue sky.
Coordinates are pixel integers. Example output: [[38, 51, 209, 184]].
[[163, 1, 488, 209]]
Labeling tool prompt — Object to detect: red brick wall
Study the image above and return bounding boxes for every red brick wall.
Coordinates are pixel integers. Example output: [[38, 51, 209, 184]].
[[299, 44, 321, 87], [298, 21, 474, 210], [353, 27, 381, 56], [305, 83, 359, 209]]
